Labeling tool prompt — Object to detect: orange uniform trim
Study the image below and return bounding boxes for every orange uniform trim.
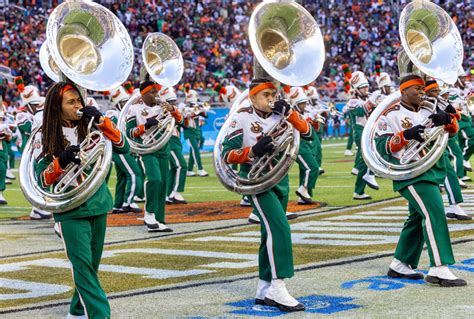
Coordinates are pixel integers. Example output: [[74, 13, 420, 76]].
[[307, 117, 320, 131], [43, 158, 64, 186], [389, 131, 409, 153], [133, 124, 146, 137], [287, 110, 310, 134], [249, 82, 276, 96], [445, 114, 459, 135], [98, 117, 122, 144], [399, 79, 425, 92], [225, 147, 251, 164], [170, 109, 183, 123]]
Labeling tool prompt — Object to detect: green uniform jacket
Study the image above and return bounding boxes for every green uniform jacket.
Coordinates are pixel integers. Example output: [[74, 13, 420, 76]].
[[35, 128, 129, 222]]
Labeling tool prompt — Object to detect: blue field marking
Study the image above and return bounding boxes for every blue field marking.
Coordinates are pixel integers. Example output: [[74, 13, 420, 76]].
[[225, 295, 361, 316], [341, 275, 425, 291], [451, 258, 474, 273]]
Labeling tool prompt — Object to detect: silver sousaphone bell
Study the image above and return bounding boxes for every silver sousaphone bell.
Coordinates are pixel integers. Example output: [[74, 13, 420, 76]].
[[20, 1, 134, 212]]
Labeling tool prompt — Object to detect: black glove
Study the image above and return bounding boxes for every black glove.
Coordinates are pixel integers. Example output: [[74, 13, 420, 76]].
[[81, 106, 102, 123], [444, 102, 457, 114], [251, 135, 275, 157], [429, 110, 451, 126], [403, 125, 425, 143], [144, 118, 159, 129], [272, 99, 291, 116], [58, 145, 81, 169]]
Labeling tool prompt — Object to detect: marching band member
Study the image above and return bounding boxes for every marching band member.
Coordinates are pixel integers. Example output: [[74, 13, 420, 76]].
[[303, 85, 325, 175], [105, 85, 144, 214], [126, 81, 184, 232], [14, 77, 51, 219], [183, 86, 208, 177], [0, 111, 12, 204], [371, 70, 394, 104], [36, 82, 129, 317], [222, 78, 313, 312], [347, 71, 378, 199], [289, 87, 320, 205], [160, 87, 188, 204], [213, 82, 241, 109], [376, 75, 466, 287], [424, 80, 471, 220], [453, 69, 474, 174]]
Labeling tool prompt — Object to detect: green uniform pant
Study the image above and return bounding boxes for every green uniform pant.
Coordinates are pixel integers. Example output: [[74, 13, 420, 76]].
[[0, 154, 7, 191], [169, 148, 187, 194], [134, 155, 145, 198], [187, 136, 204, 171], [296, 152, 319, 193], [7, 140, 14, 170], [248, 176, 294, 281], [346, 123, 353, 150], [316, 131, 323, 167], [396, 181, 455, 268], [58, 214, 110, 318], [353, 127, 368, 194], [443, 152, 463, 205], [112, 153, 144, 208], [139, 154, 169, 223], [458, 125, 474, 161], [447, 137, 465, 179]]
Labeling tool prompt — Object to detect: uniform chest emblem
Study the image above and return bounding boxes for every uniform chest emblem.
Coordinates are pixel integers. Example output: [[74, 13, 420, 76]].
[[250, 122, 263, 134], [401, 117, 413, 129], [141, 109, 149, 117]]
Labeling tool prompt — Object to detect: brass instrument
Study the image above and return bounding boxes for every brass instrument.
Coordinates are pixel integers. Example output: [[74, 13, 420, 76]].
[[118, 32, 183, 155], [20, 1, 133, 212], [361, 0, 461, 181], [214, 0, 325, 194]]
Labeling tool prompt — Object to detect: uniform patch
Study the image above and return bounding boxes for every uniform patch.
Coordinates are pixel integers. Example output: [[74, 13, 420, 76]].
[[33, 139, 42, 149], [392, 135, 401, 145], [400, 117, 413, 129], [250, 122, 263, 134], [141, 109, 149, 117], [229, 120, 238, 128], [378, 121, 388, 132]]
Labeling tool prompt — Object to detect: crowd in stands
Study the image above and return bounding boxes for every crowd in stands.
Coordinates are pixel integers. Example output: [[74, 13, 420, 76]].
[[0, 0, 472, 107]]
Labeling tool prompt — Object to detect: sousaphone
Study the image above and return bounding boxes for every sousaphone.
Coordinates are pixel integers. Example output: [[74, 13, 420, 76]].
[[19, 1, 133, 212], [117, 32, 184, 154], [214, 0, 325, 194], [361, 0, 463, 180]]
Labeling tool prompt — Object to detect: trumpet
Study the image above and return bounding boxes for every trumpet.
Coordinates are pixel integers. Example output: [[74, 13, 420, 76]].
[[316, 100, 343, 117], [189, 102, 211, 115]]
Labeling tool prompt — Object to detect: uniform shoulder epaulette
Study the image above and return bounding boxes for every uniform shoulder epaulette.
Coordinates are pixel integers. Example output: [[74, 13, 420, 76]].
[[237, 106, 253, 114], [381, 103, 400, 116]]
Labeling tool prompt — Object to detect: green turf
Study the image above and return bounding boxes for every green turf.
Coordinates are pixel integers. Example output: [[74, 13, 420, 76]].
[[0, 138, 446, 219]]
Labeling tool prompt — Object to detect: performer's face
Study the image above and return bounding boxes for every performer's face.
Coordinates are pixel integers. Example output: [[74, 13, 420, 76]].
[[402, 85, 424, 108], [382, 86, 392, 95], [61, 90, 83, 123], [251, 88, 277, 113], [297, 101, 307, 113], [358, 87, 369, 97], [142, 87, 159, 106], [425, 88, 439, 98]]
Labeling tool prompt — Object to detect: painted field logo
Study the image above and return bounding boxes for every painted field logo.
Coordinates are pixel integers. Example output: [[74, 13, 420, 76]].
[[225, 295, 361, 316]]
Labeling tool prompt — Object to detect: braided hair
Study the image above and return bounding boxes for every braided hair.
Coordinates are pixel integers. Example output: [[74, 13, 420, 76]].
[[41, 82, 88, 157]]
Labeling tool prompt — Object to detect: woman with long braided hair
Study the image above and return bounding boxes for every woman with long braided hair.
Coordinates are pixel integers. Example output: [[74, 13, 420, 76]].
[[35, 81, 129, 318]]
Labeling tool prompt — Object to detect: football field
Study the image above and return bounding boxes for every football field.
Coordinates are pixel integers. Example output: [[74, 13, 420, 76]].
[[0, 140, 473, 318]]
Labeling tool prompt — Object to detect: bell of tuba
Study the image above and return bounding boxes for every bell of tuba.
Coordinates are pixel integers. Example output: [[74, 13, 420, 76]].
[[19, 1, 133, 212], [361, 0, 462, 181], [213, 0, 325, 195], [39, 42, 60, 83], [117, 32, 183, 155]]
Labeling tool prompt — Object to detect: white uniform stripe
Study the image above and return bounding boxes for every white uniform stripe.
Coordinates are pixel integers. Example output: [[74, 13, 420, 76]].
[[297, 155, 310, 188], [407, 185, 442, 266], [461, 130, 469, 156], [58, 222, 90, 319], [251, 195, 277, 279], [444, 176, 455, 205], [170, 151, 181, 192], [119, 154, 136, 206], [138, 157, 149, 211]]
